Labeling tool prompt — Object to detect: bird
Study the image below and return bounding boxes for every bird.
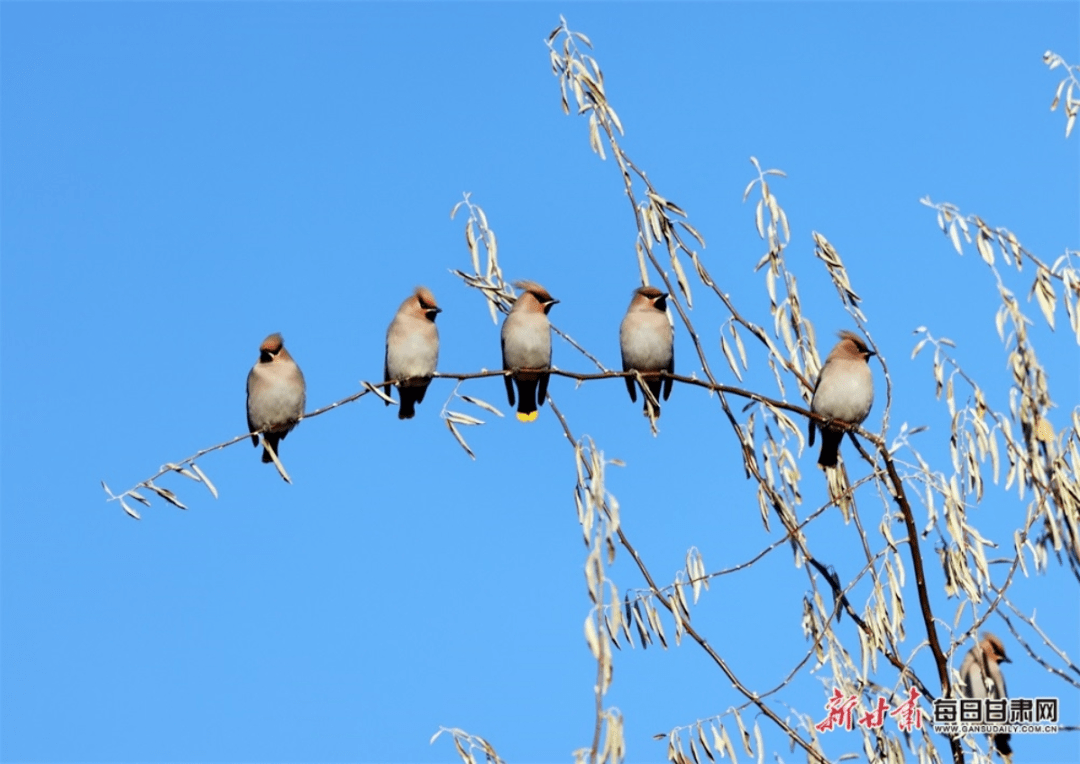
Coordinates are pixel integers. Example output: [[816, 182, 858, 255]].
[[960, 632, 1013, 757], [808, 330, 875, 468], [501, 280, 558, 422], [620, 285, 674, 417], [384, 286, 441, 419], [246, 333, 306, 464]]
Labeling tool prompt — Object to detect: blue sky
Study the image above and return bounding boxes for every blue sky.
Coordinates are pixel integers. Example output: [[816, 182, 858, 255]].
[[2, 2, 1078, 763]]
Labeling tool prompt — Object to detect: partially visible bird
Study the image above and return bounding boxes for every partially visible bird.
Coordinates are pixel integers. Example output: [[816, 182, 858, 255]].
[[501, 280, 558, 422], [384, 286, 441, 420], [808, 330, 875, 468], [246, 333, 306, 464], [960, 632, 1013, 758], [620, 286, 674, 417]]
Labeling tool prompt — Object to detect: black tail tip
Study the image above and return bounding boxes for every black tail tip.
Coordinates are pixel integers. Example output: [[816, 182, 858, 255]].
[[994, 735, 1012, 757]]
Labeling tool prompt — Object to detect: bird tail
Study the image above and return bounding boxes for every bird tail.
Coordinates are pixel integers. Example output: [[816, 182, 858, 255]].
[[993, 733, 1012, 757], [817, 430, 843, 468], [515, 378, 539, 422], [398, 386, 424, 420]]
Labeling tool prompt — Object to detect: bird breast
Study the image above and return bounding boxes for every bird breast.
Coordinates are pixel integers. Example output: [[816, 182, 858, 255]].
[[247, 364, 305, 430], [621, 311, 673, 371], [812, 362, 873, 424], [387, 319, 438, 379], [502, 312, 551, 370]]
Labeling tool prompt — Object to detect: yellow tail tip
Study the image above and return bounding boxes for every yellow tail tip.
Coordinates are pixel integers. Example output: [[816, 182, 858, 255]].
[[517, 410, 539, 422]]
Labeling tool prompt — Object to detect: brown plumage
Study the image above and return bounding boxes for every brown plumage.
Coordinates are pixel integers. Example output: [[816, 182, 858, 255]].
[[384, 286, 441, 419], [620, 286, 674, 417], [809, 330, 875, 468], [960, 633, 1012, 757], [246, 333, 306, 463], [501, 280, 558, 422]]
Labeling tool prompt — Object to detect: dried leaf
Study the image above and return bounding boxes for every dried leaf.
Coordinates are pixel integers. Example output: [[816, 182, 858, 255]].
[[466, 221, 479, 274], [742, 178, 757, 202], [733, 709, 752, 756], [1033, 271, 1057, 329], [697, 723, 714, 762], [679, 221, 705, 248], [976, 229, 994, 265], [261, 437, 292, 484], [146, 483, 188, 510], [672, 253, 692, 308], [948, 221, 963, 254], [720, 334, 743, 382], [119, 496, 141, 520], [126, 489, 152, 507], [445, 410, 485, 426], [459, 395, 505, 417], [190, 463, 218, 499], [445, 420, 476, 460], [647, 206, 663, 243], [363, 381, 397, 405], [170, 464, 201, 482], [588, 113, 605, 159], [584, 613, 600, 659]]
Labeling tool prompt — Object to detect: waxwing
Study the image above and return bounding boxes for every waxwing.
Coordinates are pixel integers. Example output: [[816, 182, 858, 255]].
[[246, 333, 306, 463], [960, 633, 1013, 757], [620, 286, 674, 417], [809, 331, 875, 468], [384, 286, 441, 420], [501, 280, 558, 422]]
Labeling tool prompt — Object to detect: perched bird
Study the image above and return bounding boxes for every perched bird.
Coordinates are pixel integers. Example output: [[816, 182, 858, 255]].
[[246, 333, 306, 463], [808, 330, 875, 468], [384, 286, 441, 419], [501, 280, 558, 422], [960, 633, 1013, 757], [620, 286, 674, 417]]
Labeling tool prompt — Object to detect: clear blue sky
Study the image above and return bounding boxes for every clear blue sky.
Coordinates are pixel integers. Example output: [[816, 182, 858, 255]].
[[2, 3, 1078, 763]]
